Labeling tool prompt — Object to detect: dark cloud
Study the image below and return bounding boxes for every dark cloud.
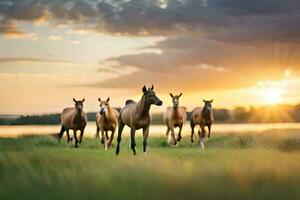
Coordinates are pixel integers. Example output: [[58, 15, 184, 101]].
[[0, 0, 298, 42], [0, 0, 299, 91], [97, 35, 300, 91], [0, 19, 22, 35]]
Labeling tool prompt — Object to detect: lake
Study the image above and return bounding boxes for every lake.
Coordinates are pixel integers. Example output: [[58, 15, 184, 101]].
[[1, 122, 300, 138]]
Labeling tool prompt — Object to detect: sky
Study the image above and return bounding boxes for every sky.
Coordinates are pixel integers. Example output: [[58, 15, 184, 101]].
[[0, 0, 299, 115]]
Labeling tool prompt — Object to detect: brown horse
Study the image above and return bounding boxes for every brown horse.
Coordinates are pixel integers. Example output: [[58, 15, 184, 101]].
[[164, 93, 186, 146], [190, 100, 214, 148], [59, 98, 87, 148], [96, 97, 119, 150], [116, 85, 163, 155]]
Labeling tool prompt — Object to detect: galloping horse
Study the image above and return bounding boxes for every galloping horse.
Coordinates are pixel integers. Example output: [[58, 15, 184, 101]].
[[164, 93, 186, 146], [96, 97, 119, 150], [190, 100, 214, 148], [59, 98, 87, 148], [116, 85, 163, 155]]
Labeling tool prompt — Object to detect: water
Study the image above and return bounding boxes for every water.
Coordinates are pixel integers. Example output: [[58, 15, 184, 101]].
[[1, 122, 300, 138]]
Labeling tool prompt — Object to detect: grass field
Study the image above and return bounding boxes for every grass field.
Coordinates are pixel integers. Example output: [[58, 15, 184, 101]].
[[0, 130, 299, 200]]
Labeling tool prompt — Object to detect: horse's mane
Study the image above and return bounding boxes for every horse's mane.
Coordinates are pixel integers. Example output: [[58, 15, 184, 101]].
[[125, 99, 136, 105]]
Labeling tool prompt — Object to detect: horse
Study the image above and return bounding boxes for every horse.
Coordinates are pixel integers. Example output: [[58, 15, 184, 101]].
[[163, 93, 186, 146], [96, 97, 119, 150], [116, 85, 163, 155], [59, 98, 87, 148], [190, 99, 214, 148]]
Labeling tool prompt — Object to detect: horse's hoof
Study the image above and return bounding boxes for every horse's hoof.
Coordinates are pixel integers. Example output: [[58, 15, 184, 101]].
[[176, 137, 182, 142], [199, 142, 205, 149], [75, 145, 79, 148], [191, 140, 194, 143]]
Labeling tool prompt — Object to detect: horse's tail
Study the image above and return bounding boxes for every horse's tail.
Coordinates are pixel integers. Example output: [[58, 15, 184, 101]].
[[125, 99, 135, 105], [58, 126, 66, 143]]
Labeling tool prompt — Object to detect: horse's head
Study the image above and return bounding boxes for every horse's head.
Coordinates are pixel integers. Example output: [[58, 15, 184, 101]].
[[170, 93, 182, 109], [73, 98, 85, 112], [142, 85, 163, 106], [98, 97, 110, 115], [203, 99, 213, 110]]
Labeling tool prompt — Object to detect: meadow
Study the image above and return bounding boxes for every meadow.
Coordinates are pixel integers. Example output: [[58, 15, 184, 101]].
[[0, 127, 299, 200]]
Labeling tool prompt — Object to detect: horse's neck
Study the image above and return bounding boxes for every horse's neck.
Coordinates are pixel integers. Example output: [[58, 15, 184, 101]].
[[104, 106, 113, 121], [172, 106, 180, 118], [202, 107, 212, 119], [74, 110, 84, 121], [137, 95, 151, 117]]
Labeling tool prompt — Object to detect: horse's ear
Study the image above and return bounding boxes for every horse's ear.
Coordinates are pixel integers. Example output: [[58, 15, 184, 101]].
[[142, 85, 147, 93], [210, 99, 213, 103], [73, 98, 76, 103], [98, 98, 101, 102], [106, 97, 110, 102], [169, 93, 174, 98], [151, 85, 154, 90], [179, 93, 182, 97], [203, 99, 206, 103], [82, 98, 85, 102]]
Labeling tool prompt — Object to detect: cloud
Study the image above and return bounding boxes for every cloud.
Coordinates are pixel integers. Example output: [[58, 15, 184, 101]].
[[0, 0, 299, 92], [47, 35, 62, 40], [0, 57, 76, 65], [0, 19, 37, 39], [95, 34, 300, 91], [0, 0, 298, 42]]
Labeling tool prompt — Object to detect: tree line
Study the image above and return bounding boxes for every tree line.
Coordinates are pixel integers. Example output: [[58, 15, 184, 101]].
[[1, 104, 300, 125]]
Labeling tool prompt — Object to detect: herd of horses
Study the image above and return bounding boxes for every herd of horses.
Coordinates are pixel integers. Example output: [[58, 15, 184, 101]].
[[58, 85, 214, 155]]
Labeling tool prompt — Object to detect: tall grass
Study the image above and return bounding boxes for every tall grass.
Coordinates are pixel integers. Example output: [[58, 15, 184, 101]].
[[0, 131, 299, 200]]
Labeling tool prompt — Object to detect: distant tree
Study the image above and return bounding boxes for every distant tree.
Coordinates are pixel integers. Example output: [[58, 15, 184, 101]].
[[233, 107, 249, 122], [214, 109, 231, 122]]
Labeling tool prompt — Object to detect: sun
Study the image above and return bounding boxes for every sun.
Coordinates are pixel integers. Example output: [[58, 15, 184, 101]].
[[262, 88, 283, 105]]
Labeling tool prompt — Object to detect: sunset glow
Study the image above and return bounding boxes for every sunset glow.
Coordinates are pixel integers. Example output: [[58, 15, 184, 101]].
[[0, 1, 299, 114], [262, 88, 283, 105]]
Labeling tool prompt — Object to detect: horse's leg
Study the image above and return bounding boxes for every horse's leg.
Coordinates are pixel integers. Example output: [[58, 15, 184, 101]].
[[199, 125, 205, 149], [116, 121, 125, 155], [66, 129, 70, 144], [95, 126, 100, 138], [165, 126, 170, 137], [73, 130, 79, 148], [208, 124, 211, 138], [58, 126, 66, 143], [101, 129, 108, 150], [143, 126, 150, 156], [177, 124, 183, 142], [170, 126, 177, 146], [190, 120, 195, 143], [108, 128, 115, 148], [106, 131, 109, 141], [130, 127, 137, 155], [100, 128, 105, 144], [79, 129, 84, 144]]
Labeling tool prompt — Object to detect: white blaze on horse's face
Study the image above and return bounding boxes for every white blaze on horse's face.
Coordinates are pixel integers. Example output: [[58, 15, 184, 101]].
[[173, 98, 179, 107], [100, 103, 108, 115], [98, 97, 110, 115], [170, 93, 182, 108]]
